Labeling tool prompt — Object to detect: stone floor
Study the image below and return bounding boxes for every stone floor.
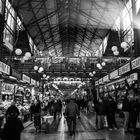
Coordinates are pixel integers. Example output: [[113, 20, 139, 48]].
[[21, 112, 136, 140]]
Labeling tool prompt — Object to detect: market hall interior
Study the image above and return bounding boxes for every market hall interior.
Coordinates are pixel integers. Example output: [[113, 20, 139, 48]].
[[0, 0, 140, 140]]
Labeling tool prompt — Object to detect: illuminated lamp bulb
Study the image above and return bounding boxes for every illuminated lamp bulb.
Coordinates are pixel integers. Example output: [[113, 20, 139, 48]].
[[98, 66, 102, 69], [43, 74, 46, 78], [93, 71, 96, 74], [46, 76, 50, 79], [89, 72, 93, 77], [101, 62, 106, 66], [23, 56, 28, 60], [34, 66, 38, 70], [39, 67, 44, 72], [38, 69, 42, 73], [15, 48, 22, 55], [121, 42, 128, 49], [113, 51, 119, 56], [25, 52, 31, 58], [96, 63, 101, 68], [111, 46, 118, 52]]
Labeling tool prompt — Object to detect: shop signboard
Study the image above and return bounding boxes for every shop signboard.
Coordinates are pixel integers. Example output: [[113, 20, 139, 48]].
[[0, 61, 10, 75], [2, 83, 14, 93], [95, 81, 98, 86], [119, 63, 130, 75], [99, 78, 103, 85], [131, 57, 140, 70], [103, 75, 109, 82], [11, 69, 21, 80], [31, 78, 36, 85], [110, 70, 118, 79], [126, 73, 138, 83], [22, 74, 30, 83]]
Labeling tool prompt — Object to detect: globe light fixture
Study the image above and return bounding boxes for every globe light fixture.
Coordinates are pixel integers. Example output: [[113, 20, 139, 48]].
[[113, 51, 119, 56], [89, 72, 93, 77], [23, 56, 29, 60], [43, 74, 46, 78], [34, 66, 38, 70], [25, 52, 31, 58], [121, 42, 128, 49], [15, 48, 22, 55], [38, 67, 44, 73], [98, 65, 102, 69], [46, 76, 50, 79], [101, 62, 106, 66], [96, 63, 101, 68], [93, 71, 96, 74], [111, 46, 118, 52]]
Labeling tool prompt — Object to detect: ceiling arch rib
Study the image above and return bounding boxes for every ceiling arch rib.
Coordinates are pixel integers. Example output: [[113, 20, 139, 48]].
[[10, 0, 123, 58]]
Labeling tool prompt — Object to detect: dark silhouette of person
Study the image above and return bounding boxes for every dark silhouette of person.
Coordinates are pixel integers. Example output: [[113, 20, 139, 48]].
[[65, 98, 80, 136], [106, 97, 117, 130], [1, 116, 24, 140], [29, 100, 35, 121], [33, 99, 41, 132], [6, 101, 20, 119]]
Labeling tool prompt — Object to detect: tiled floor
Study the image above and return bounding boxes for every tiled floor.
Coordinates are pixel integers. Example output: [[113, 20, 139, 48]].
[[21, 112, 136, 140]]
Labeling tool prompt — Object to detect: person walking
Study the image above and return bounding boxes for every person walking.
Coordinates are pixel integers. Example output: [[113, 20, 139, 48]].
[[29, 100, 35, 121], [65, 98, 80, 136], [95, 98, 106, 130], [106, 97, 117, 130], [33, 99, 41, 133], [122, 94, 130, 133]]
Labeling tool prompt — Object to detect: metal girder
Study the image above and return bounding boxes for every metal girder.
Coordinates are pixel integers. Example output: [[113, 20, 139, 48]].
[[41, 0, 58, 55], [28, 1, 48, 48], [27, 11, 57, 28]]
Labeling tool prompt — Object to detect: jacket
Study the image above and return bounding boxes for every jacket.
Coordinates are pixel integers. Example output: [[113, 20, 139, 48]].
[[65, 102, 79, 118], [2, 117, 24, 140]]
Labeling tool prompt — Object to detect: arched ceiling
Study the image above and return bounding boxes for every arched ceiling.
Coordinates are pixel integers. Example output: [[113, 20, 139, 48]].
[[7, 0, 128, 81], [11, 0, 124, 57]]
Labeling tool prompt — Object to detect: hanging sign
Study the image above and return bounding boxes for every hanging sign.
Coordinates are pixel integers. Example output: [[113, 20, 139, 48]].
[[31, 78, 36, 85], [119, 63, 130, 75], [99, 78, 103, 84], [103, 75, 109, 82], [11, 69, 21, 80], [95, 81, 98, 86], [0, 61, 10, 75], [2, 83, 14, 93], [126, 73, 138, 81], [22, 74, 30, 83], [131, 57, 140, 70], [110, 70, 118, 79]]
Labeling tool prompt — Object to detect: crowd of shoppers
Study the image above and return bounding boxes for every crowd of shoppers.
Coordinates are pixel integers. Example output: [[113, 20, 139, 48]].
[[1, 81, 140, 139]]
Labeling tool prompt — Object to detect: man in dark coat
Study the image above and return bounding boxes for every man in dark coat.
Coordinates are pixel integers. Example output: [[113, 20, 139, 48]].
[[2, 116, 24, 140], [65, 98, 80, 136]]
